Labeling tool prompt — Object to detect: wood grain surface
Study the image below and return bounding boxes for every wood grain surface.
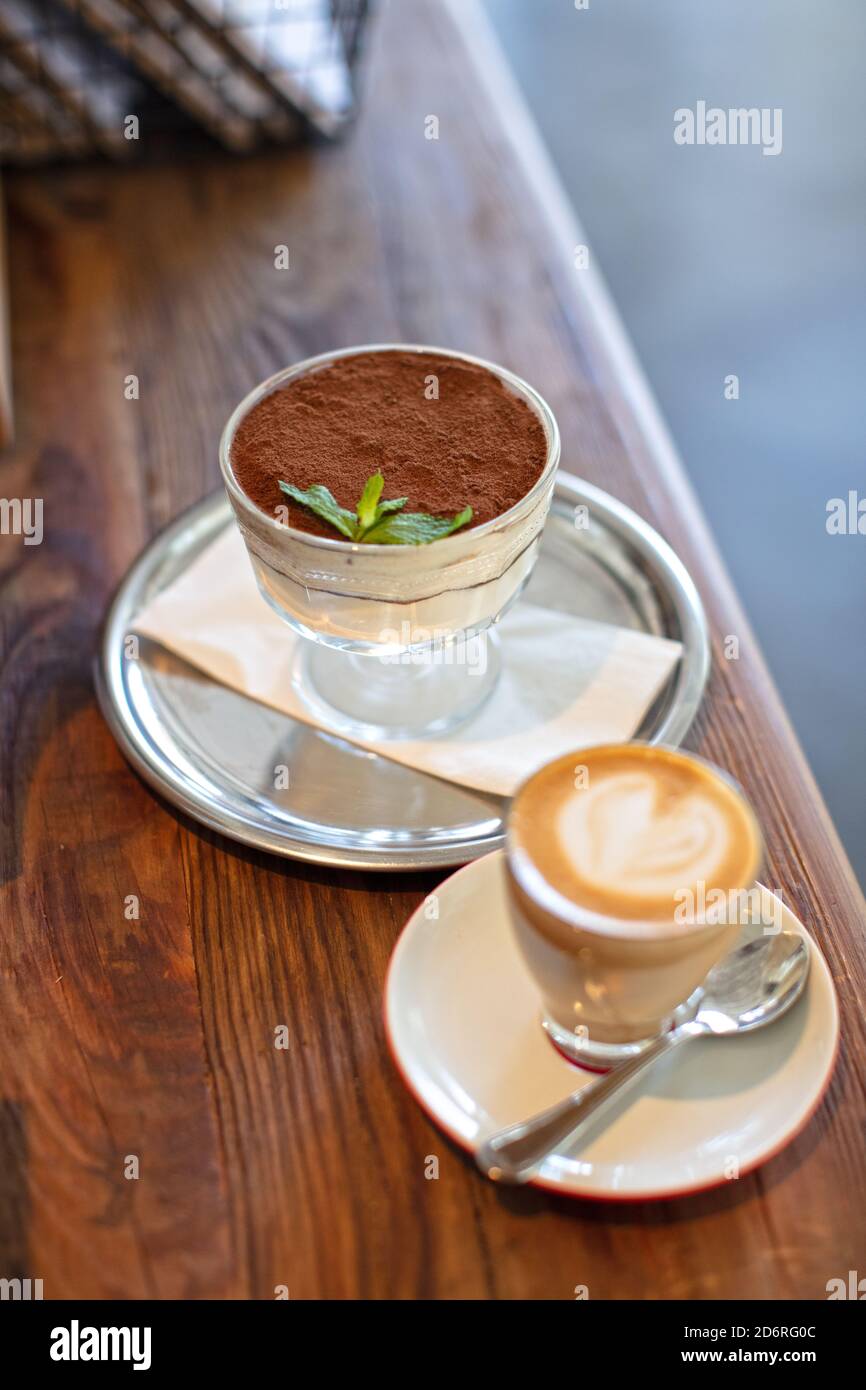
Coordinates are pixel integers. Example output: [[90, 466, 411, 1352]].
[[0, 0, 863, 1299], [0, 175, 12, 448]]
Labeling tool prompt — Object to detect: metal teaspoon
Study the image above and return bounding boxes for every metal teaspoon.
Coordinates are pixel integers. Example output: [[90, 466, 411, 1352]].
[[475, 929, 810, 1185]]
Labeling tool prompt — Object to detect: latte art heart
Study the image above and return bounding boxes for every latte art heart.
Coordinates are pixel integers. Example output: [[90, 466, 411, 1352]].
[[558, 772, 733, 901], [509, 744, 762, 924]]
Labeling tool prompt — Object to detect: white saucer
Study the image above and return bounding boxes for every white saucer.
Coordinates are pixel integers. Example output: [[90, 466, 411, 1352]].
[[384, 851, 839, 1200]]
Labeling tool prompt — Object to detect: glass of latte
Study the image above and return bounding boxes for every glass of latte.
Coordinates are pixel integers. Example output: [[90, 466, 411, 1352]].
[[506, 743, 764, 1067]]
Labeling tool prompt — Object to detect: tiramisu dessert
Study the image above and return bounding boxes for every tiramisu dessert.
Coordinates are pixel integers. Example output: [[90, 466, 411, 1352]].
[[229, 349, 548, 544]]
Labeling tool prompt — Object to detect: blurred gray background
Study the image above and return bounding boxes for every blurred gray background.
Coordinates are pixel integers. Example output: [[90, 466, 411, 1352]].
[[486, 0, 866, 889]]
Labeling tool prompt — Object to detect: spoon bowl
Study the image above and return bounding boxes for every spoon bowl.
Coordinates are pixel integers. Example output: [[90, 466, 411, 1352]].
[[690, 931, 810, 1036]]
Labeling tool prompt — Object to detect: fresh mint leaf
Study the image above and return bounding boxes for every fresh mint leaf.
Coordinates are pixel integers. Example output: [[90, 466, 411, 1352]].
[[278, 474, 472, 545], [372, 495, 408, 521], [355, 472, 384, 532], [362, 506, 473, 545], [356, 493, 408, 539], [278, 481, 357, 539]]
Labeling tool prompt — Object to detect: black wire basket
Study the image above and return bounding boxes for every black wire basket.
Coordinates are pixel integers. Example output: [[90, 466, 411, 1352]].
[[0, 0, 373, 164]]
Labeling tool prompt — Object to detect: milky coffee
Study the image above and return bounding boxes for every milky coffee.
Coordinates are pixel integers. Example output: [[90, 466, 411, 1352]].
[[506, 744, 764, 1062]]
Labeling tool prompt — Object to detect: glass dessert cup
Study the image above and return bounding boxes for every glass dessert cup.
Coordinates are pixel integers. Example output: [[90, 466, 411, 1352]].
[[219, 344, 561, 740]]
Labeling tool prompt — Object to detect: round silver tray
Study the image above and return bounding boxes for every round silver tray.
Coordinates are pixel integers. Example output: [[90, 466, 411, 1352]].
[[96, 475, 710, 871]]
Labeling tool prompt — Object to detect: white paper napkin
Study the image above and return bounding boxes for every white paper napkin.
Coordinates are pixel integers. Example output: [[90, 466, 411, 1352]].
[[133, 525, 682, 796]]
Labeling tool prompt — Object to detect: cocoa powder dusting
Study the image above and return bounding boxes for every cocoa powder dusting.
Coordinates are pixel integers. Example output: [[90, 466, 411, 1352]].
[[229, 350, 547, 537]]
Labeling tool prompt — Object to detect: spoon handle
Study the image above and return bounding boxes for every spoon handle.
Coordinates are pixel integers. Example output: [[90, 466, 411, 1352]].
[[475, 1023, 698, 1184]]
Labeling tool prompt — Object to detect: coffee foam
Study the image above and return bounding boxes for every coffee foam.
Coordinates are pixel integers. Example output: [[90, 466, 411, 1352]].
[[510, 745, 762, 926]]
